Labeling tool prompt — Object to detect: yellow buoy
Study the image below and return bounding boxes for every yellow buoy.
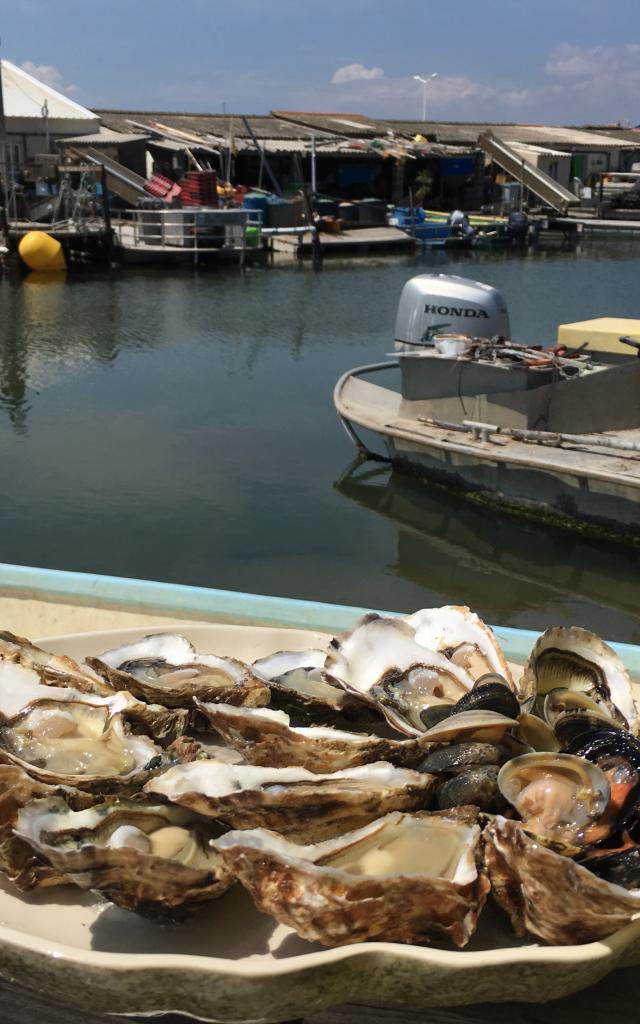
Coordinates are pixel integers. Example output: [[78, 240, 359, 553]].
[[18, 231, 67, 272]]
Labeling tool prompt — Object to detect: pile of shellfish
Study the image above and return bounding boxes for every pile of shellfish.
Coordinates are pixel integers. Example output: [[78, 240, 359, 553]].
[[1, 609, 640, 949]]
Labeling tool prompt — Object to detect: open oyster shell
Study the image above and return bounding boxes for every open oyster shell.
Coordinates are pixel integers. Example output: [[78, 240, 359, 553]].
[[87, 633, 271, 710], [0, 700, 162, 792], [0, 765, 97, 890], [214, 809, 489, 948], [193, 699, 423, 772], [484, 816, 640, 945], [0, 630, 113, 696], [325, 615, 474, 735], [144, 759, 437, 842], [405, 606, 514, 690], [251, 650, 357, 722], [0, 660, 189, 747], [522, 627, 638, 733], [15, 795, 234, 920]]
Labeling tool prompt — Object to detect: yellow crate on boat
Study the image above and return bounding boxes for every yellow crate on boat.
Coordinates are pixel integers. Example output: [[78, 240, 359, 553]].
[[557, 317, 640, 355]]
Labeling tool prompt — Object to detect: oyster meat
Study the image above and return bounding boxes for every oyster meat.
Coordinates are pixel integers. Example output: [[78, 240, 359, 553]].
[[145, 759, 437, 842], [16, 795, 234, 919], [87, 633, 270, 710], [0, 700, 161, 791], [193, 699, 422, 772], [214, 809, 489, 948], [484, 816, 640, 945]]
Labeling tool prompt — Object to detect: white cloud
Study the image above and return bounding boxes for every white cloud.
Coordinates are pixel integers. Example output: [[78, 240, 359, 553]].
[[331, 63, 384, 84], [545, 43, 640, 80], [20, 61, 79, 95]]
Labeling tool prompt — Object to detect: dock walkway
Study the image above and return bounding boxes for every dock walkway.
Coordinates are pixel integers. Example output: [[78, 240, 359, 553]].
[[272, 226, 414, 257]]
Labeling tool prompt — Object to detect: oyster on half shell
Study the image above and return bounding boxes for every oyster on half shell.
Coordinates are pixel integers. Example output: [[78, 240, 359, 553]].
[[214, 809, 489, 948], [144, 759, 437, 842], [252, 650, 369, 726], [0, 700, 161, 792], [16, 795, 234, 920], [0, 764, 97, 890], [325, 615, 474, 735], [193, 699, 423, 772], [484, 816, 640, 945], [87, 634, 270, 710], [0, 659, 189, 747]]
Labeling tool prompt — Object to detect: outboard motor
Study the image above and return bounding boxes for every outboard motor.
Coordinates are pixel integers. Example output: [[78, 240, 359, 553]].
[[394, 273, 510, 352], [506, 211, 530, 245]]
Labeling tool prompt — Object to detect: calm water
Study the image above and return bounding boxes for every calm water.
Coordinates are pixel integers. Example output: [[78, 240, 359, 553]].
[[1, 241, 640, 641]]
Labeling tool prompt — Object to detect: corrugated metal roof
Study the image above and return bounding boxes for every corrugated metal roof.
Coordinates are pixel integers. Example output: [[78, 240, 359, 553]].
[[2, 59, 97, 121], [97, 110, 306, 140], [382, 120, 636, 149], [59, 129, 148, 145]]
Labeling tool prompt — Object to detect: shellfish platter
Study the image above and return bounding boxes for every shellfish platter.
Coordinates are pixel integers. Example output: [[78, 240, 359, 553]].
[[1, 612, 640, 1023]]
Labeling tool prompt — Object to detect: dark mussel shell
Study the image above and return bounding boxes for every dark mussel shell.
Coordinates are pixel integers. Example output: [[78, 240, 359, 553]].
[[436, 765, 506, 814], [581, 846, 640, 891], [555, 711, 621, 749], [567, 728, 640, 837], [418, 741, 511, 774], [452, 678, 520, 720]]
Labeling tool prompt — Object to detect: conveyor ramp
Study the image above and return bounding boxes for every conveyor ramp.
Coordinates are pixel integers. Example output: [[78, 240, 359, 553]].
[[68, 147, 148, 205], [479, 132, 579, 213]]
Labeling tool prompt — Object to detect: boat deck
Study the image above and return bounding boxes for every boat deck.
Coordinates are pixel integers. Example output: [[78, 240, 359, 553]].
[[336, 375, 640, 486]]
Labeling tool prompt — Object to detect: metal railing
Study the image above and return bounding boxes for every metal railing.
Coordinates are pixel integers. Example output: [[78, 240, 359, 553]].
[[113, 207, 261, 254]]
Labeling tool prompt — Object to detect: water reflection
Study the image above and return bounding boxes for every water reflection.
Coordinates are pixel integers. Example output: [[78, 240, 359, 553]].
[[334, 459, 640, 643]]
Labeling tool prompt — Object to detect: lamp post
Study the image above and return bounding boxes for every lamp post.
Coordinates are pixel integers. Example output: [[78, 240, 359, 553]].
[[413, 73, 438, 123]]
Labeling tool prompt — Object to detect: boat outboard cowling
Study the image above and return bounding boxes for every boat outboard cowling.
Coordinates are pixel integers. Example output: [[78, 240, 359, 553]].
[[394, 274, 510, 352]]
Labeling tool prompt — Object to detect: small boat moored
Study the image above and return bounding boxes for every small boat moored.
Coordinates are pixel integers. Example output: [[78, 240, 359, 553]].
[[334, 273, 640, 541]]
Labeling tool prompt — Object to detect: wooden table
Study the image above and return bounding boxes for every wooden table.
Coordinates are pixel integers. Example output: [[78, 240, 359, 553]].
[[4, 966, 640, 1024]]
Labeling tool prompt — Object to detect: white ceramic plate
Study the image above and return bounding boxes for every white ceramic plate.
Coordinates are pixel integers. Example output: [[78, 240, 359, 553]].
[[0, 623, 639, 1023]]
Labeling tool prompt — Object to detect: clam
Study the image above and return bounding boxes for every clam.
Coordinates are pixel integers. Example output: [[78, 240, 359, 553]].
[[497, 752, 610, 849], [193, 699, 422, 773], [484, 816, 640, 945], [144, 759, 437, 842], [0, 700, 162, 792], [214, 809, 489, 948], [522, 627, 638, 733], [405, 606, 514, 690], [15, 795, 234, 920], [419, 710, 519, 746], [325, 615, 474, 735], [87, 633, 271, 710]]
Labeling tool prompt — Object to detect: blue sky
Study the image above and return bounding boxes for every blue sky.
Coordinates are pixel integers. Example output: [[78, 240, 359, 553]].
[[3, 0, 640, 124]]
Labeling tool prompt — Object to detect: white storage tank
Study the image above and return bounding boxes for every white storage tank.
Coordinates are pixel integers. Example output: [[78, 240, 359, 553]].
[[394, 274, 510, 351]]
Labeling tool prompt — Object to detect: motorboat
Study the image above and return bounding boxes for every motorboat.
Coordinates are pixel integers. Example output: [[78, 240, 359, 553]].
[[334, 273, 640, 540]]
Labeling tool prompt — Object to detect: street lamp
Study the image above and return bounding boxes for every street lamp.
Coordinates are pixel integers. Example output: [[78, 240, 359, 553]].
[[413, 73, 438, 123]]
